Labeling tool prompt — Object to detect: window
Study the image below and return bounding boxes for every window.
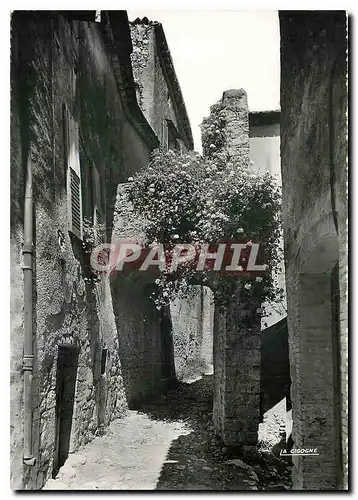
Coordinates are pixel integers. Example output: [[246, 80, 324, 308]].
[[63, 104, 83, 240], [100, 348, 108, 375]]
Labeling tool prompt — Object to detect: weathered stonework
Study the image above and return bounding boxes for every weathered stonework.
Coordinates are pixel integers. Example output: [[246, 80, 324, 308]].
[[220, 89, 250, 165], [213, 286, 261, 445], [10, 11, 161, 490], [202, 88, 262, 446], [130, 18, 193, 151], [170, 286, 214, 382], [280, 11, 348, 490]]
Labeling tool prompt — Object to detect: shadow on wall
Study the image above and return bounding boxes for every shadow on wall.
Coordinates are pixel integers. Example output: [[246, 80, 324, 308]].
[[171, 286, 214, 383], [137, 375, 255, 491], [260, 317, 291, 419], [110, 273, 177, 409]]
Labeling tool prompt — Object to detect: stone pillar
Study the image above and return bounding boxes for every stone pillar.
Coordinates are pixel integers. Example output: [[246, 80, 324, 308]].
[[213, 285, 261, 446], [200, 286, 214, 373], [220, 89, 250, 165], [290, 273, 341, 490], [203, 88, 260, 446]]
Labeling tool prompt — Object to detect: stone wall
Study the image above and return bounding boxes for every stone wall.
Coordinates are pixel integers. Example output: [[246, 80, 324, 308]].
[[213, 288, 261, 446], [202, 89, 262, 446], [10, 11, 158, 490], [221, 89, 250, 164], [130, 19, 193, 151], [170, 286, 214, 382], [110, 184, 176, 406], [130, 21, 179, 141], [280, 11, 348, 490]]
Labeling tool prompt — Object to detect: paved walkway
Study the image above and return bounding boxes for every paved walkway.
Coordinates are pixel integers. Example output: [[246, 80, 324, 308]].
[[44, 411, 190, 490], [44, 377, 256, 491]]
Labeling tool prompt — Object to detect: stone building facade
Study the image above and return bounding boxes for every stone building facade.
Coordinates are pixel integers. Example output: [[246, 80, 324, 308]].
[[10, 10, 173, 490], [129, 17, 193, 152], [129, 17, 216, 384], [280, 11, 348, 490]]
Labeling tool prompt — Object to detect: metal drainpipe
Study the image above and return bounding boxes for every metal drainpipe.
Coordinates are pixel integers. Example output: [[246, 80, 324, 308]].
[[22, 151, 36, 466]]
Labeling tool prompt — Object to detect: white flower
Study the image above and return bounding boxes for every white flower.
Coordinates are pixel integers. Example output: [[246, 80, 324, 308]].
[[173, 234, 179, 240], [237, 228, 244, 234], [148, 187, 155, 193], [255, 276, 263, 282], [237, 265, 243, 272], [155, 279, 160, 284], [128, 176, 134, 182], [244, 283, 252, 290], [209, 143, 216, 149]]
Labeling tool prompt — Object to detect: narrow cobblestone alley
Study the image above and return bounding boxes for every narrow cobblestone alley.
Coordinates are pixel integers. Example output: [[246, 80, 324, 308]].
[[44, 376, 291, 491]]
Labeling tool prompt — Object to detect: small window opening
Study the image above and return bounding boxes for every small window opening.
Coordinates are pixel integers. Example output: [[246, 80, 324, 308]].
[[101, 348, 108, 375]]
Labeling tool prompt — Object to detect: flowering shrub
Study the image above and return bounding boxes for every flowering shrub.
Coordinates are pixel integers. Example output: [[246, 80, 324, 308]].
[[81, 216, 107, 284], [127, 149, 284, 312], [201, 103, 227, 160]]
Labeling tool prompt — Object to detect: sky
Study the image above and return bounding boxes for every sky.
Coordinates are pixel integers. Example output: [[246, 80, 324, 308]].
[[128, 10, 280, 152]]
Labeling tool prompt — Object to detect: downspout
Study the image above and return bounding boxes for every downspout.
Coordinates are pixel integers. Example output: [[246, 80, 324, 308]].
[[22, 151, 36, 466]]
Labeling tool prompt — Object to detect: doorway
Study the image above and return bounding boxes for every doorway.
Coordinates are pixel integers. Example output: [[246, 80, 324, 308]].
[[52, 345, 80, 477]]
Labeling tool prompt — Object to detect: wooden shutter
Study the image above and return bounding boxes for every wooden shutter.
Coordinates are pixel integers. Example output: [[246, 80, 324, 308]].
[[64, 106, 83, 240], [93, 165, 104, 241]]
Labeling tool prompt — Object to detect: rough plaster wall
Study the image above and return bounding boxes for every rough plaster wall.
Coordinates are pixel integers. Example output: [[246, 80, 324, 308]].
[[130, 23, 179, 141], [280, 11, 347, 490], [110, 276, 164, 407], [129, 23, 155, 128], [170, 286, 214, 382], [111, 183, 175, 407], [10, 23, 25, 486], [10, 13, 142, 489], [152, 34, 179, 137], [330, 19, 348, 486]]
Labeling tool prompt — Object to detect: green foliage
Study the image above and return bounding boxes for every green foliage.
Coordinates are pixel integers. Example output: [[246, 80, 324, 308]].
[[127, 149, 284, 311], [201, 103, 227, 160]]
